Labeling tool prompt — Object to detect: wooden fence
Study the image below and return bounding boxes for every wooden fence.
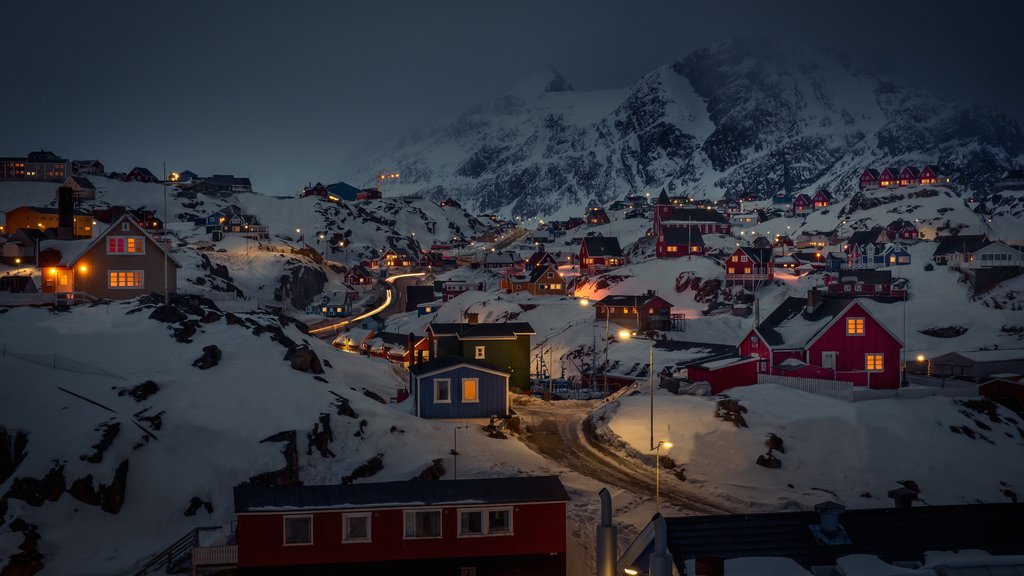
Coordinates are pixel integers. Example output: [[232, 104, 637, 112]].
[[757, 373, 854, 400]]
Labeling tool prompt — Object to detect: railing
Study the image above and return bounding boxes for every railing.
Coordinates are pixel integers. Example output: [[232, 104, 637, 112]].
[[192, 545, 238, 571], [758, 373, 853, 400], [134, 526, 222, 575]]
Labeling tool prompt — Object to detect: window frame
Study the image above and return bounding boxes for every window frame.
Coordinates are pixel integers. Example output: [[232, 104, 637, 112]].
[[865, 353, 884, 372], [434, 378, 451, 404], [462, 378, 479, 403], [107, 270, 145, 289], [342, 512, 372, 544], [457, 507, 513, 538], [846, 317, 865, 336], [404, 509, 443, 540], [106, 236, 146, 255], [282, 514, 314, 546], [474, 345, 486, 359]]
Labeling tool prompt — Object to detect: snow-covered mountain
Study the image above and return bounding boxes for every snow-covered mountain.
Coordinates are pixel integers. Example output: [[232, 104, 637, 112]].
[[343, 37, 1024, 219]]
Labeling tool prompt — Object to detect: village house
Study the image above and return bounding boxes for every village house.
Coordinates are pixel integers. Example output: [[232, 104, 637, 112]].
[[305, 288, 358, 318], [405, 285, 437, 312], [858, 168, 880, 190], [681, 355, 761, 395], [961, 241, 1023, 269], [729, 212, 759, 227], [1, 150, 71, 181], [0, 156, 27, 179], [795, 230, 838, 249], [0, 228, 47, 265], [409, 356, 510, 419], [579, 236, 625, 274], [594, 292, 673, 332], [442, 280, 486, 301], [657, 225, 705, 257], [929, 349, 1024, 381], [619, 499, 1024, 576], [376, 248, 419, 269], [4, 205, 93, 238], [190, 174, 253, 196], [792, 193, 813, 215], [846, 227, 912, 269], [300, 182, 335, 201], [345, 264, 375, 288], [653, 190, 732, 236], [427, 319, 535, 391], [499, 264, 566, 296], [811, 189, 832, 209], [477, 250, 523, 272], [71, 159, 104, 176], [92, 206, 162, 230], [885, 218, 920, 242], [860, 165, 946, 190], [62, 176, 97, 201], [823, 269, 908, 299], [724, 246, 774, 288], [898, 166, 920, 186], [37, 213, 180, 300], [230, 476, 569, 575], [931, 234, 990, 265], [586, 206, 610, 226], [362, 331, 431, 366], [524, 244, 559, 271], [739, 290, 903, 389], [355, 188, 381, 201], [127, 167, 159, 183]]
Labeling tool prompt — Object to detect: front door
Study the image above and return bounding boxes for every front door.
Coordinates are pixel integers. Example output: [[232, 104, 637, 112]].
[[822, 351, 837, 371]]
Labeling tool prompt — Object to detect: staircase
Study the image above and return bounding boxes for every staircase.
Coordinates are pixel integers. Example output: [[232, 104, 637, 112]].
[[134, 527, 231, 575]]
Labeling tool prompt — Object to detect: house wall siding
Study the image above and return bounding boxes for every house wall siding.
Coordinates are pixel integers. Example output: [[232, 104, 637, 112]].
[[73, 228, 177, 299], [417, 366, 508, 418]]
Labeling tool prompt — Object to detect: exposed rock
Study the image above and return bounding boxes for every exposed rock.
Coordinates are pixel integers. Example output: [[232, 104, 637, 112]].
[[4, 464, 65, 506], [68, 475, 100, 506], [284, 345, 323, 374], [766, 433, 786, 454], [200, 310, 222, 324], [149, 305, 187, 323], [274, 263, 327, 310], [0, 427, 29, 485], [756, 449, 782, 469], [252, 322, 298, 350], [362, 389, 386, 404], [98, 460, 129, 514], [332, 396, 359, 419], [174, 319, 201, 343], [305, 414, 335, 458], [715, 396, 748, 428], [919, 326, 968, 338], [118, 380, 159, 402], [192, 345, 222, 370], [410, 459, 446, 481], [342, 454, 384, 484], [82, 422, 120, 464], [184, 496, 214, 517], [2, 518, 44, 576], [244, 431, 301, 487]]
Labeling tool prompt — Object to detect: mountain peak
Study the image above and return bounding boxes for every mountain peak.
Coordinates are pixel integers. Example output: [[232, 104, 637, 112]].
[[507, 65, 574, 98]]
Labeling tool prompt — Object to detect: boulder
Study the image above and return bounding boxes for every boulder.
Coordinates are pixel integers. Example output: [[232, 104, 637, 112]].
[[284, 345, 323, 374], [192, 345, 222, 370], [149, 305, 187, 323]]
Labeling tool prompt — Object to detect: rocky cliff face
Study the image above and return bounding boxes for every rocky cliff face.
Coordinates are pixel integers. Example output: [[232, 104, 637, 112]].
[[345, 37, 1023, 218]]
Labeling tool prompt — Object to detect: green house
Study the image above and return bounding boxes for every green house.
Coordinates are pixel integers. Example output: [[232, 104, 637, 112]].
[[427, 321, 535, 391]]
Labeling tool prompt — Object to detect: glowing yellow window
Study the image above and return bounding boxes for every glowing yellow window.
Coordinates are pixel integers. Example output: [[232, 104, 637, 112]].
[[866, 354, 884, 371], [462, 378, 478, 402], [108, 271, 143, 288], [847, 317, 865, 335]]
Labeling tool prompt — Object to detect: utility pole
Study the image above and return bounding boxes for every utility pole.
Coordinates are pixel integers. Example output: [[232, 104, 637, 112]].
[[162, 162, 169, 305], [452, 424, 470, 480]]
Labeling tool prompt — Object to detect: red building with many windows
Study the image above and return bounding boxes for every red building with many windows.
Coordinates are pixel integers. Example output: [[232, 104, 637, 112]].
[[739, 291, 903, 388], [232, 476, 569, 575], [579, 236, 625, 274], [724, 246, 774, 288]]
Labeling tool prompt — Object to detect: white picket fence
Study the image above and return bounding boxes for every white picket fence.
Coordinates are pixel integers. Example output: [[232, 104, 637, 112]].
[[757, 373, 854, 400]]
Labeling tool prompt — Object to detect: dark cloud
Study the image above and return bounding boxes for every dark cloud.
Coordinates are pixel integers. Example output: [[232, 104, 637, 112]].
[[1, 0, 1021, 192]]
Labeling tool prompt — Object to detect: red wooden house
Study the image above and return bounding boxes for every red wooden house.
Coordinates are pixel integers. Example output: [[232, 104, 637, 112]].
[[301, 182, 331, 199], [586, 207, 610, 226], [684, 356, 760, 395], [127, 167, 158, 183], [579, 237, 625, 274], [361, 331, 431, 366], [811, 189, 832, 209], [525, 245, 559, 271], [823, 269, 908, 299], [918, 164, 940, 185], [792, 193, 813, 215], [724, 246, 774, 288], [858, 168, 880, 190], [595, 292, 673, 332], [885, 219, 919, 242], [654, 190, 732, 235], [345, 264, 375, 287], [657, 225, 705, 257], [738, 290, 903, 389], [878, 167, 899, 188], [233, 476, 569, 575], [442, 280, 486, 301], [898, 166, 920, 187], [356, 188, 381, 201]]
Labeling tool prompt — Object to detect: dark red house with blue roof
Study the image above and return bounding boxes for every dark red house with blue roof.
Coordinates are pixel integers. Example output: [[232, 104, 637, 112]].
[[233, 476, 570, 575]]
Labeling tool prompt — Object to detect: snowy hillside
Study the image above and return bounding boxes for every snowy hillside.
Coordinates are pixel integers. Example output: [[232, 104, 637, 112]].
[[340, 37, 1024, 218]]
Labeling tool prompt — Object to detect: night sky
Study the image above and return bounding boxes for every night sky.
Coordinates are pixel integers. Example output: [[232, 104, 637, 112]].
[[2, 0, 1022, 193]]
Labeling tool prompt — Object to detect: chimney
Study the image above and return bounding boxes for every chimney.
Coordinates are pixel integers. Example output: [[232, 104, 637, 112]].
[[111, 205, 127, 222], [57, 186, 74, 240], [814, 501, 846, 539], [595, 489, 617, 576], [408, 332, 415, 364], [887, 487, 917, 509], [805, 289, 822, 314], [467, 312, 479, 325]]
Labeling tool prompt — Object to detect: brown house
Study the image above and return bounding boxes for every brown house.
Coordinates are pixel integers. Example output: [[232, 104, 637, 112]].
[[38, 214, 180, 300], [595, 292, 673, 331], [500, 264, 567, 296]]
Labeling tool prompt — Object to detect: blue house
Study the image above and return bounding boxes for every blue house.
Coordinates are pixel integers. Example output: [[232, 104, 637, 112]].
[[417, 300, 442, 317], [409, 357, 511, 419], [881, 242, 912, 266], [204, 204, 242, 232]]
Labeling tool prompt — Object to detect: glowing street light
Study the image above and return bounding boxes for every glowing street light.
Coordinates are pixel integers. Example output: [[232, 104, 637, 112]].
[[618, 329, 657, 451], [654, 440, 673, 510]]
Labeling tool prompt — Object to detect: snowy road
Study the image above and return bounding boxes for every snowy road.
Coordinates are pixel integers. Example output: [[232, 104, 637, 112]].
[[515, 402, 734, 516]]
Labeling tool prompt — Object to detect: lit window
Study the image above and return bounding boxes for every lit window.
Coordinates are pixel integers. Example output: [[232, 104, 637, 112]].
[[691, 246, 699, 252], [847, 317, 865, 335], [475, 346, 485, 359], [107, 236, 144, 254], [866, 353, 884, 372], [434, 379, 451, 403], [108, 271, 144, 288], [462, 378, 479, 403], [667, 246, 678, 252], [744, 267, 751, 274], [458, 508, 512, 537], [404, 510, 442, 539], [283, 515, 313, 545], [343, 514, 371, 543]]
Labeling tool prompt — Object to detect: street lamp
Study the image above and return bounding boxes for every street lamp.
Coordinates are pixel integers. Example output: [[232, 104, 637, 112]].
[[452, 424, 470, 480], [916, 354, 932, 384], [654, 441, 673, 510], [618, 330, 656, 451]]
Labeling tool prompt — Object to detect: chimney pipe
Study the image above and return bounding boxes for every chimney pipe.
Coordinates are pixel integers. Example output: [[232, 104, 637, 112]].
[[887, 487, 917, 509], [650, 515, 673, 576], [814, 501, 845, 538], [805, 289, 822, 314], [596, 488, 617, 576], [57, 187, 74, 240], [467, 312, 479, 325]]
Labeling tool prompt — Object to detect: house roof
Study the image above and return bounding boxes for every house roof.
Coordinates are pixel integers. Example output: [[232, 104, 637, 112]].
[[901, 166, 921, 177], [848, 227, 886, 246], [932, 235, 990, 257], [661, 226, 705, 247], [632, 502, 1024, 572], [129, 167, 157, 178], [934, 349, 1024, 364], [582, 236, 623, 257], [480, 251, 521, 265], [59, 213, 182, 268], [793, 193, 812, 204], [597, 294, 672, 309], [409, 355, 510, 378], [65, 176, 95, 189], [737, 246, 773, 264], [755, 296, 853, 348], [234, 475, 569, 513], [862, 168, 880, 178], [833, 269, 892, 284], [428, 322, 535, 339], [527, 264, 560, 283], [656, 189, 671, 205], [526, 249, 557, 269], [661, 207, 730, 225], [406, 285, 437, 305]]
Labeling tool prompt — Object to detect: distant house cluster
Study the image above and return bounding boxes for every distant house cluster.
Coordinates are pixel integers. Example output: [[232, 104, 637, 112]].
[[792, 189, 832, 216], [176, 172, 253, 197], [859, 165, 945, 190], [0, 150, 70, 181], [653, 189, 731, 257]]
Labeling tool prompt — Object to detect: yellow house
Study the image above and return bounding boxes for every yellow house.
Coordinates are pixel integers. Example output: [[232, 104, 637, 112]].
[[3, 206, 93, 238]]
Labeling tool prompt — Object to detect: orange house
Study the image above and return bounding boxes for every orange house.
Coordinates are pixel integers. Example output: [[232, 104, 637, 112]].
[[38, 214, 180, 300], [3, 206, 93, 238], [499, 264, 567, 296]]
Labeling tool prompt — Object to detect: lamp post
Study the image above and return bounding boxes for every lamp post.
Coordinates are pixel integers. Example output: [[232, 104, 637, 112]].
[[654, 440, 673, 510], [916, 354, 932, 385], [618, 329, 655, 451]]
